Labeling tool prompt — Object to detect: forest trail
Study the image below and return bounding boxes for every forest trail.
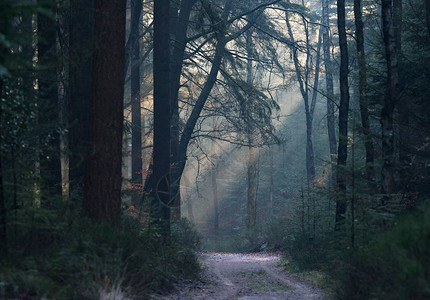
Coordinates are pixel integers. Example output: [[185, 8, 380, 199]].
[[158, 252, 326, 300]]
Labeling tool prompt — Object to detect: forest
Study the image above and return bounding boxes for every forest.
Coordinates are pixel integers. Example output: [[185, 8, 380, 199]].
[[0, 0, 429, 299]]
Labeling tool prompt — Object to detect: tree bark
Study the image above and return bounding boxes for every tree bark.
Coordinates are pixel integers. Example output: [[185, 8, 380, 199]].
[[381, 0, 400, 203], [269, 146, 274, 218], [68, 0, 94, 195], [354, 0, 376, 187], [322, 0, 337, 188], [210, 118, 219, 232], [309, 29, 322, 184], [84, 0, 126, 224], [246, 28, 256, 229], [247, 146, 256, 228], [335, 0, 350, 230], [426, 0, 430, 37], [38, 9, 62, 206], [285, 11, 316, 185], [130, 0, 143, 204], [393, 0, 402, 53], [170, 0, 196, 220], [212, 164, 219, 232], [152, 0, 171, 228], [0, 78, 5, 248]]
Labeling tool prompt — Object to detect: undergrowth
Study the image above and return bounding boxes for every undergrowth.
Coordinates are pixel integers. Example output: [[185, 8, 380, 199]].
[[279, 201, 430, 299], [0, 207, 201, 299], [338, 202, 430, 299]]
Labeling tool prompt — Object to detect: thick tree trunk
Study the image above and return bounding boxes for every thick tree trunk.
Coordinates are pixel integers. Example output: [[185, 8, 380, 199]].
[[169, 0, 195, 105], [354, 0, 376, 187], [38, 10, 62, 206], [22, 15, 35, 120], [84, 0, 126, 224], [381, 0, 400, 203], [322, 0, 337, 188], [130, 0, 143, 204], [0, 79, 5, 248], [426, 0, 430, 37], [152, 0, 171, 228], [170, 0, 196, 220], [68, 0, 94, 195], [393, 0, 402, 53], [335, 0, 350, 230]]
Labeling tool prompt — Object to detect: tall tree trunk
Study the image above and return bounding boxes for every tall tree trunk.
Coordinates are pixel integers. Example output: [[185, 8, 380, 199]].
[[269, 146, 274, 217], [309, 29, 322, 184], [393, 0, 402, 54], [170, 36, 227, 202], [212, 164, 219, 232], [396, 0, 412, 194], [426, 0, 430, 37], [170, 0, 196, 220], [305, 104, 316, 185], [38, 9, 62, 206], [246, 29, 256, 229], [354, 0, 376, 187], [170, 0, 266, 203], [285, 11, 316, 185], [380, 0, 400, 203], [84, 0, 126, 224], [335, 0, 351, 230], [68, 0, 94, 196], [322, 0, 337, 188], [152, 0, 171, 228], [0, 79, 5, 248], [211, 118, 219, 232], [130, 0, 143, 204], [247, 145, 256, 228]]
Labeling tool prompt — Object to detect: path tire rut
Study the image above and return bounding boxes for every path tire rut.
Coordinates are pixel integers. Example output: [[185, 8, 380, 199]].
[[156, 252, 326, 300]]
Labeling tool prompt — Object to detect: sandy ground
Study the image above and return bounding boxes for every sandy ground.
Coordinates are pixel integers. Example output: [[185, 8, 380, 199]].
[[155, 252, 326, 300]]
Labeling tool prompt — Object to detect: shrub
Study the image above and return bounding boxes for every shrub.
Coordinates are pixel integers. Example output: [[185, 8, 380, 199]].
[[0, 209, 201, 299], [339, 202, 430, 300]]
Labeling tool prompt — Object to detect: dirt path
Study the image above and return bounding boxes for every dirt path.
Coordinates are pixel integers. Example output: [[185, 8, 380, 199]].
[[157, 252, 326, 300]]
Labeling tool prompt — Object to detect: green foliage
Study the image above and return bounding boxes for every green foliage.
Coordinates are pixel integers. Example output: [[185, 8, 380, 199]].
[[202, 218, 298, 253], [202, 234, 244, 252], [248, 282, 292, 292], [282, 234, 333, 272], [338, 202, 430, 300], [275, 201, 430, 299], [0, 209, 201, 299], [171, 217, 202, 251]]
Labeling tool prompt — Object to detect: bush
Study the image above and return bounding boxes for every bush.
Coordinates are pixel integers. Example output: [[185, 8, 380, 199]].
[[0, 209, 201, 299], [339, 202, 430, 300]]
